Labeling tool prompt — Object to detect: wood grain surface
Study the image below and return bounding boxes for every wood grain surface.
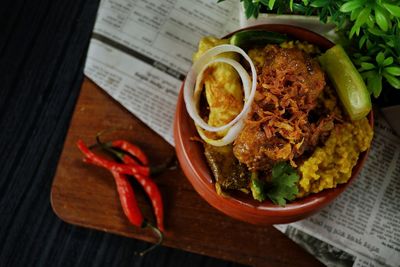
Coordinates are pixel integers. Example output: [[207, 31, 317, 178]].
[[51, 78, 323, 267]]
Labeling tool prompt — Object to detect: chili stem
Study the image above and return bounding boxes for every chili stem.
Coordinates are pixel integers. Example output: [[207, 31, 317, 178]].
[[136, 222, 164, 257]]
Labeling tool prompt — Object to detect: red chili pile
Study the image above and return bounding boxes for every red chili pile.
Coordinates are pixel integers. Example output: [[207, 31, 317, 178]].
[[76, 137, 164, 256]]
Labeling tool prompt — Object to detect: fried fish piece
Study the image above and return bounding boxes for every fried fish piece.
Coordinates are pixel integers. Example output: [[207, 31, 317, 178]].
[[204, 144, 249, 190]]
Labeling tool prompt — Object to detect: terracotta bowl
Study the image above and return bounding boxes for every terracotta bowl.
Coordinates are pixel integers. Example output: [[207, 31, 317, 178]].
[[174, 24, 373, 225]]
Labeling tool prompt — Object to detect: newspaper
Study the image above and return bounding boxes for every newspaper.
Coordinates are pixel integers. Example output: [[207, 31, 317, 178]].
[[84, 0, 239, 145], [84, 2, 400, 266]]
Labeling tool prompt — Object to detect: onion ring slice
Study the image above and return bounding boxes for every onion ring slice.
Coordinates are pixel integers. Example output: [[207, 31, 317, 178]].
[[195, 119, 245, 147], [184, 44, 257, 133]]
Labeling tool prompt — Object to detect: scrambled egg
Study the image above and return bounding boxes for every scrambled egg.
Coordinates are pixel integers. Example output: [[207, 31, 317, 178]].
[[193, 37, 243, 137], [297, 117, 373, 197]]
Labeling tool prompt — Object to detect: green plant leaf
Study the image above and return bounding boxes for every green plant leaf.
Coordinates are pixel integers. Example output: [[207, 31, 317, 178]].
[[359, 35, 368, 48], [243, 0, 257, 18], [383, 73, 400, 89], [366, 15, 375, 28], [367, 27, 387, 36], [340, 0, 362, 13], [350, 25, 358, 38], [351, 7, 362, 21], [376, 52, 385, 65], [361, 70, 377, 79], [383, 4, 400, 18], [310, 0, 329, 8], [385, 66, 400, 76], [375, 6, 390, 32], [387, 39, 395, 47], [382, 57, 394, 66], [355, 7, 371, 27], [361, 62, 376, 70], [368, 75, 382, 97], [293, 3, 307, 13], [266, 0, 275, 10], [258, 0, 267, 8]]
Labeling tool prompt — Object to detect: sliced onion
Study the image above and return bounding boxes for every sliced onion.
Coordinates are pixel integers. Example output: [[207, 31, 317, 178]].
[[192, 57, 250, 146], [184, 44, 257, 133], [193, 57, 251, 112], [195, 119, 245, 147]]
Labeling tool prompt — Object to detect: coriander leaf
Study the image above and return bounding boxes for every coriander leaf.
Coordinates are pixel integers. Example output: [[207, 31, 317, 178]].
[[267, 162, 300, 206]]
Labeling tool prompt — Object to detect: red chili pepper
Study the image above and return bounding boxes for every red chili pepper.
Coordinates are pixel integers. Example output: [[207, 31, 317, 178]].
[[107, 171, 163, 256], [95, 142, 165, 232], [77, 139, 163, 256], [123, 156, 164, 232], [77, 140, 150, 176], [103, 139, 149, 166], [78, 140, 164, 230], [95, 135, 175, 176], [111, 170, 144, 227]]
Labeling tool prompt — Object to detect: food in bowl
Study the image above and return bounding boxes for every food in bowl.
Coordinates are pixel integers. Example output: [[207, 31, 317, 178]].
[[182, 29, 373, 206]]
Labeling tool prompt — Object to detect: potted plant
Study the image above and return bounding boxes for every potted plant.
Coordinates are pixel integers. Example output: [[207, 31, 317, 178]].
[[219, 0, 400, 134]]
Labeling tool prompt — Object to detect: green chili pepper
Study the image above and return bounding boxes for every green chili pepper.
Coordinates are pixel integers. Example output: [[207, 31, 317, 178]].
[[230, 30, 288, 48]]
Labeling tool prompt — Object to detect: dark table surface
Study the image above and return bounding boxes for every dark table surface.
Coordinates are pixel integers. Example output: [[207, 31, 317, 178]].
[[0, 1, 246, 266]]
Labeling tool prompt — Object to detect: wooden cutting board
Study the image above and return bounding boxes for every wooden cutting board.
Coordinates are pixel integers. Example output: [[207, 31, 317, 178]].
[[51, 78, 323, 267]]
